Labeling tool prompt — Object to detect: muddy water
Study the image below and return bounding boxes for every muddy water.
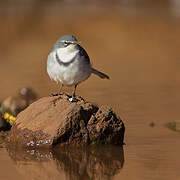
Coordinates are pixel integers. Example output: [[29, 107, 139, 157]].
[[0, 1, 180, 180]]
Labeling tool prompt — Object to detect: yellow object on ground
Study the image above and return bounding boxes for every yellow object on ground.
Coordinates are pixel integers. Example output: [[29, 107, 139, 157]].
[[3, 112, 16, 125]]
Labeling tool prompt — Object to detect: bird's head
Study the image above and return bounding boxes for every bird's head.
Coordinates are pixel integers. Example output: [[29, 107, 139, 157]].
[[52, 34, 80, 52]]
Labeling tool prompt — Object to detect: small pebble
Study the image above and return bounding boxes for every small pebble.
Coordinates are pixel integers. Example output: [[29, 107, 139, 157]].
[[149, 122, 155, 127]]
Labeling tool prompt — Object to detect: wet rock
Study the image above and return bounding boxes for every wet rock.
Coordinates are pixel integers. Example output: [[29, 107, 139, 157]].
[[8, 93, 125, 147], [0, 131, 8, 148]]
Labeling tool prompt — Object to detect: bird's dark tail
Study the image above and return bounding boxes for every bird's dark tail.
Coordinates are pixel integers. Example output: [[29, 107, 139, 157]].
[[91, 68, 110, 79]]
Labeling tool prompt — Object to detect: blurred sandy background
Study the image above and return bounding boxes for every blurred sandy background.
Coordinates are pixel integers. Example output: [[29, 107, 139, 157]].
[[0, 0, 180, 102]]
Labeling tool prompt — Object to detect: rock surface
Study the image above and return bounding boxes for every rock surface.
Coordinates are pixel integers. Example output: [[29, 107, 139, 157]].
[[8, 93, 125, 147]]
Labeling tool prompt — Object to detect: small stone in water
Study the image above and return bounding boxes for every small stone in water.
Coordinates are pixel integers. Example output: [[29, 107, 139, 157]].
[[149, 122, 155, 127]]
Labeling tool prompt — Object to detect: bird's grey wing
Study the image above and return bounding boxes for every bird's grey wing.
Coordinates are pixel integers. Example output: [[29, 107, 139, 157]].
[[78, 45, 91, 64], [78, 45, 109, 79]]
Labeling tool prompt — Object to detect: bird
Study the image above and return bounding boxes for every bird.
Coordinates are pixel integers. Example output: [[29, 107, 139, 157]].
[[47, 34, 109, 102]]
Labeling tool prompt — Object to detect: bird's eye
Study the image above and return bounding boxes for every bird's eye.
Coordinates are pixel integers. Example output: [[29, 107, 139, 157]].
[[64, 41, 69, 46]]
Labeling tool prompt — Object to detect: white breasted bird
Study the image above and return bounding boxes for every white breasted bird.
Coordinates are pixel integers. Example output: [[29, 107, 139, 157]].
[[47, 34, 109, 102]]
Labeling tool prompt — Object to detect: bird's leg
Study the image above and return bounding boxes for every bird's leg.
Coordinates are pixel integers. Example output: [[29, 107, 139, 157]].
[[51, 84, 64, 106], [58, 84, 64, 95], [69, 84, 78, 102], [72, 84, 78, 98]]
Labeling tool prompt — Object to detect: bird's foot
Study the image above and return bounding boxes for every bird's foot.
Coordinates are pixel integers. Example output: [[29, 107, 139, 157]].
[[50, 93, 59, 97], [50, 92, 63, 97], [51, 96, 62, 106], [68, 97, 78, 103]]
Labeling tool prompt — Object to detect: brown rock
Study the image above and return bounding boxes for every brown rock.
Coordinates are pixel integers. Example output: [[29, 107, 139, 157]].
[[0, 131, 8, 148], [8, 93, 125, 147]]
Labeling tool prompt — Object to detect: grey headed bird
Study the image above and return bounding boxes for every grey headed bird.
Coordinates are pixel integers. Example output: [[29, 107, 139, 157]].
[[47, 34, 109, 101]]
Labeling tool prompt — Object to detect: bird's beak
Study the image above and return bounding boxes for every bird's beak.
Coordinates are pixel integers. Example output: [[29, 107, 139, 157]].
[[71, 41, 81, 45]]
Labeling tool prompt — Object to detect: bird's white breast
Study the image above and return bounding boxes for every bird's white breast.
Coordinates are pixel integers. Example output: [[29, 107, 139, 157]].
[[56, 45, 79, 63]]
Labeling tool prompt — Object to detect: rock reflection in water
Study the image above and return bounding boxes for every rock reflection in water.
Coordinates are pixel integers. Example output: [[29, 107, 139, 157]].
[[6, 145, 124, 180], [7, 146, 54, 162]]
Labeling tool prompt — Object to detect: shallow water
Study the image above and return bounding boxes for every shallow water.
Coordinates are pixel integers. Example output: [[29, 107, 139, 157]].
[[0, 1, 180, 180], [1, 145, 124, 180]]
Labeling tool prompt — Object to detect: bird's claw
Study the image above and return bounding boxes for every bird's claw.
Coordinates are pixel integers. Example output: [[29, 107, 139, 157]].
[[50, 93, 59, 97], [51, 96, 62, 106], [50, 92, 63, 97], [68, 97, 78, 102]]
